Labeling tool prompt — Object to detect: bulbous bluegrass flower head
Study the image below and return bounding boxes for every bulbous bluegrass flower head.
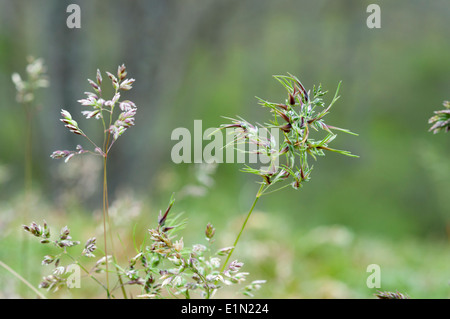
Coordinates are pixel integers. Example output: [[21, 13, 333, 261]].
[[429, 100, 450, 134], [12, 56, 49, 104], [220, 73, 358, 191], [51, 64, 137, 162]]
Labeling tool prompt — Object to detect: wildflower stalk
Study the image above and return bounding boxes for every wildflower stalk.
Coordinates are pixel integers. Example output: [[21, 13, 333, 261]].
[[22, 103, 33, 285], [12, 57, 49, 292], [23, 104, 33, 196], [218, 74, 358, 271], [101, 79, 128, 298], [12, 57, 49, 197], [51, 65, 136, 298], [102, 152, 128, 299], [102, 156, 111, 296], [220, 183, 264, 273]]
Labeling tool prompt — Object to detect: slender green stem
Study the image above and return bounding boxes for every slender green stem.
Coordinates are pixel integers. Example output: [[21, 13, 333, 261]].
[[24, 106, 33, 196], [98, 86, 127, 299], [102, 156, 110, 298], [102, 125, 128, 299], [259, 183, 290, 196], [191, 265, 212, 299], [0, 260, 46, 299], [81, 133, 102, 153], [21, 104, 32, 295], [220, 183, 265, 273]]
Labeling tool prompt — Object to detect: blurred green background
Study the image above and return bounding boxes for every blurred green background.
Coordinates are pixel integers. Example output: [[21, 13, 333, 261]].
[[0, 0, 449, 299]]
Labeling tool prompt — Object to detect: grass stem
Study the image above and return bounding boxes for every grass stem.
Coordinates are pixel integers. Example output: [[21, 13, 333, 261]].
[[0, 260, 46, 299], [221, 183, 265, 273], [102, 156, 110, 298]]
